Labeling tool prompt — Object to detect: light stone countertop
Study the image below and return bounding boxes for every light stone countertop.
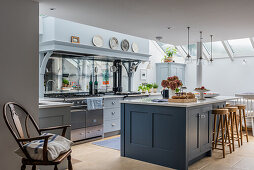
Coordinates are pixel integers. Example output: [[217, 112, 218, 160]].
[[121, 96, 239, 108]]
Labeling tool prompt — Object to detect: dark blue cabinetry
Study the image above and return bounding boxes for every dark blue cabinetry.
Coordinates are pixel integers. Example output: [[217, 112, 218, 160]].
[[121, 102, 225, 170]]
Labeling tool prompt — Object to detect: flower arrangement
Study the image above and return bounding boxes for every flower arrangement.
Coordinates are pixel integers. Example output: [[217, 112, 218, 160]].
[[161, 76, 183, 92]]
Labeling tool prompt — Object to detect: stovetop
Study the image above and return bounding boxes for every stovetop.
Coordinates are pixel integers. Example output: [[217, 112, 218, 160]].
[[44, 92, 102, 99]]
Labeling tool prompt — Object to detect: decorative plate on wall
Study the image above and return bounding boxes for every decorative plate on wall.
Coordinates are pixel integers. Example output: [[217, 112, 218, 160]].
[[132, 42, 139, 53], [92, 35, 104, 47], [109, 37, 119, 50], [121, 39, 130, 51]]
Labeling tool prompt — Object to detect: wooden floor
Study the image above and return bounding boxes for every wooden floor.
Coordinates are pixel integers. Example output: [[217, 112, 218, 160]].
[[71, 133, 254, 170]]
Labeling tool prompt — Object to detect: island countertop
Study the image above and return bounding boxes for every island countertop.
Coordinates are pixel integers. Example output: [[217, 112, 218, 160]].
[[121, 96, 239, 107]]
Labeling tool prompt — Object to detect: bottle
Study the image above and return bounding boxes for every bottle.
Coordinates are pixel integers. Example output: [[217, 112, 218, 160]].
[[94, 75, 98, 95], [89, 75, 93, 95]]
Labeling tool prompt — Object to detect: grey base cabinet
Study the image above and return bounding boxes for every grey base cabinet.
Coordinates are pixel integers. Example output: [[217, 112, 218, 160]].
[[39, 106, 71, 139], [121, 102, 226, 170]]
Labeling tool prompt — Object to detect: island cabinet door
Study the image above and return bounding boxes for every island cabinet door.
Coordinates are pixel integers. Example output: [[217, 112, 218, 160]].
[[188, 106, 212, 161]]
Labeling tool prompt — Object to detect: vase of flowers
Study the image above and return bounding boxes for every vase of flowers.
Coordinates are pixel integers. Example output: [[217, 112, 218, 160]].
[[161, 76, 183, 98]]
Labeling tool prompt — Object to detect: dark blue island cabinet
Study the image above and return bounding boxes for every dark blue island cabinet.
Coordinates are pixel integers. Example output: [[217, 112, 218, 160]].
[[121, 101, 227, 170]]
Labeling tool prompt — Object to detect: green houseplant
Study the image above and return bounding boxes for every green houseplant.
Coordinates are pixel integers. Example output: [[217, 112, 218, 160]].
[[146, 84, 153, 93], [138, 84, 147, 94], [152, 83, 159, 93], [62, 79, 69, 87], [162, 47, 177, 63]]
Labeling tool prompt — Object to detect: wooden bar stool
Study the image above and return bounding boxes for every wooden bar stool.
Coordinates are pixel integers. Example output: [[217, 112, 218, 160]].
[[225, 106, 241, 151], [235, 105, 249, 144], [212, 109, 232, 158]]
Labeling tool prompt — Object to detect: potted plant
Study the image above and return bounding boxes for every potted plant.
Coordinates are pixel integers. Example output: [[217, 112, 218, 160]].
[[138, 84, 147, 94], [152, 83, 159, 93], [161, 76, 183, 98], [162, 47, 177, 63], [62, 79, 69, 87], [146, 84, 153, 93]]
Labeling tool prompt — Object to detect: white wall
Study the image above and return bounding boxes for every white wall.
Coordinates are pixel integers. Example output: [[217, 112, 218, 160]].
[[0, 0, 39, 169], [132, 40, 184, 91], [185, 57, 254, 95]]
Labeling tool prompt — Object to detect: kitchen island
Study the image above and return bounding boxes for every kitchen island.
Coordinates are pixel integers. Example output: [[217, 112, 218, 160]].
[[120, 96, 238, 170]]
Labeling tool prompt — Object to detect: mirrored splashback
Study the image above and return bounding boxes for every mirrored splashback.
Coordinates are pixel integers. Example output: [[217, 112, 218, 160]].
[[44, 54, 128, 94]]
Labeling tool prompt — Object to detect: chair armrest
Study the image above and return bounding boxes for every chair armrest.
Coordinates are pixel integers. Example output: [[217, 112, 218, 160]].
[[39, 125, 71, 137], [17, 135, 52, 161]]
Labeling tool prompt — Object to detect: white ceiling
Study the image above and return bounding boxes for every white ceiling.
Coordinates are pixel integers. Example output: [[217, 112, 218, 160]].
[[39, 0, 254, 45]]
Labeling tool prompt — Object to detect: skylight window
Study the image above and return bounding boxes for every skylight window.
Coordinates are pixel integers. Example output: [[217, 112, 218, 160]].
[[203, 41, 228, 58], [182, 44, 197, 57], [227, 38, 254, 57]]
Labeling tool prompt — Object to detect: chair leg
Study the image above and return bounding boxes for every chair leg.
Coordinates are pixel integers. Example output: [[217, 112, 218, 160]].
[[212, 114, 217, 150], [54, 165, 58, 170], [239, 110, 243, 145], [243, 110, 248, 142], [21, 164, 26, 170], [234, 112, 241, 148], [32, 165, 36, 170], [68, 155, 73, 170], [225, 115, 232, 153], [230, 112, 235, 151], [221, 115, 225, 158]]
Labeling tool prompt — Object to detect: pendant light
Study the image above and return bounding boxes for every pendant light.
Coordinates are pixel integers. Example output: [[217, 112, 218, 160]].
[[185, 27, 192, 63], [210, 35, 214, 63]]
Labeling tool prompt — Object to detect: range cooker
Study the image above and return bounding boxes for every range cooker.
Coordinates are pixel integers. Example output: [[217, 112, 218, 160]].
[[65, 98, 103, 141], [45, 93, 103, 141]]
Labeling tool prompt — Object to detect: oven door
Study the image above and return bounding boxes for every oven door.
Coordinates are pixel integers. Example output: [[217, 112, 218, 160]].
[[71, 109, 86, 130], [86, 109, 103, 127]]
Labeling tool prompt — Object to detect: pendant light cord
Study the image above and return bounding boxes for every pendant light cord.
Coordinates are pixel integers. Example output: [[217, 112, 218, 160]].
[[187, 27, 190, 56]]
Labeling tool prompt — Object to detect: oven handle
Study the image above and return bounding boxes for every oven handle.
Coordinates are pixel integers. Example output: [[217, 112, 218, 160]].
[[71, 109, 87, 112], [71, 105, 87, 108]]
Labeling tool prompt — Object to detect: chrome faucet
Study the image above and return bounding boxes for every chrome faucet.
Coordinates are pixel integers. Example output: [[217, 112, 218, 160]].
[[46, 80, 56, 93]]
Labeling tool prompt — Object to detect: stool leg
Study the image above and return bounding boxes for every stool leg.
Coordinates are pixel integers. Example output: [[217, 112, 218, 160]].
[[225, 115, 232, 153], [243, 109, 249, 142], [239, 109, 243, 145], [212, 114, 217, 150], [234, 112, 241, 148], [230, 112, 235, 151], [215, 116, 221, 149], [221, 115, 225, 158]]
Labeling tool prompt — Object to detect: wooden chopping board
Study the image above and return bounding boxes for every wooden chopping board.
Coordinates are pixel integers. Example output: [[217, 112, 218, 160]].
[[168, 98, 197, 103]]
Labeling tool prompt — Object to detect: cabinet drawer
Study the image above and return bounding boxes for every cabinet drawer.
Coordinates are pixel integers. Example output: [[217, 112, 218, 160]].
[[103, 119, 120, 133], [71, 128, 86, 141], [104, 108, 120, 121], [104, 98, 122, 108]]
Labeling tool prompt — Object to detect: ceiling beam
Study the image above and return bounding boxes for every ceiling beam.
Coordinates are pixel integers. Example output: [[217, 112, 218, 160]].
[[222, 41, 234, 61]]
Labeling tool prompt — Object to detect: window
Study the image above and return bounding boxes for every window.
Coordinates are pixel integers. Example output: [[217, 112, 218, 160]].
[[227, 38, 254, 57], [203, 41, 228, 58], [182, 44, 197, 57]]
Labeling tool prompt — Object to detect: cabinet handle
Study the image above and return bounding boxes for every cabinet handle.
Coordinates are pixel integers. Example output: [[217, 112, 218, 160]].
[[112, 101, 116, 105], [201, 115, 206, 119], [112, 123, 116, 126], [112, 112, 115, 115]]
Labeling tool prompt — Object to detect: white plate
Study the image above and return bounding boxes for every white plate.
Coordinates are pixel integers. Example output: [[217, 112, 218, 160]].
[[132, 42, 139, 53], [92, 35, 104, 47], [109, 37, 119, 49], [121, 39, 130, 51]]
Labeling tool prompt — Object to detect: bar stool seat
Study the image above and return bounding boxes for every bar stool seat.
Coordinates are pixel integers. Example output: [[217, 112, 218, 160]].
[[212, 109, 232, 158]]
